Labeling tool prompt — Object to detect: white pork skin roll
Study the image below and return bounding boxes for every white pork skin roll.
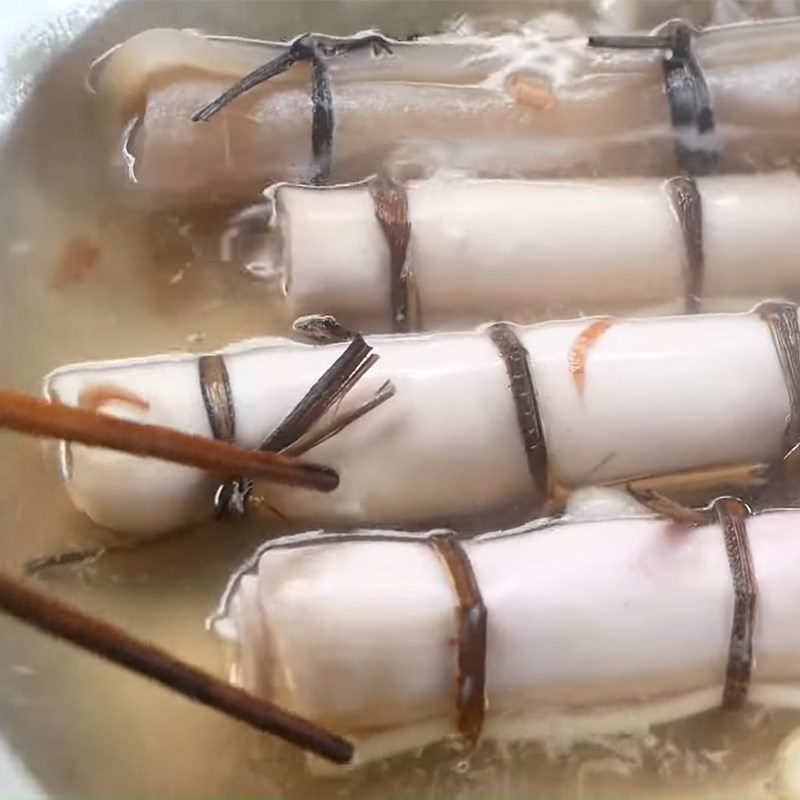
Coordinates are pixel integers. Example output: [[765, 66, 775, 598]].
[[262, 172, 800, 330], [215, 505, 800, 769], [44, 306, 796, 536], [96, 18, 800, 202]]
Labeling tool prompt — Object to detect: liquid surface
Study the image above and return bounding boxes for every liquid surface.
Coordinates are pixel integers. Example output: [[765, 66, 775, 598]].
[[0, 1, 800, 797]]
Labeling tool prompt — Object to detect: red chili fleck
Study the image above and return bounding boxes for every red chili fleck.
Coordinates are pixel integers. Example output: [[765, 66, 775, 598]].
[[78, 385, 150, 414], [51, 237, 100, 289], [569, 318, 613, 396]]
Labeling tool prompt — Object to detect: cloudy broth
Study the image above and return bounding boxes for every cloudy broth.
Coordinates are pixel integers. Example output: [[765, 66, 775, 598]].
[[0, 0, 799, 797]]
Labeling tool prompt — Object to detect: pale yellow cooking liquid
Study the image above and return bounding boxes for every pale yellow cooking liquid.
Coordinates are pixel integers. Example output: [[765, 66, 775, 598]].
[[0, 0, 799, 796]]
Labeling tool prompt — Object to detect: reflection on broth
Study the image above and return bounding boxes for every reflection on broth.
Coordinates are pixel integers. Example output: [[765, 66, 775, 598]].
[[3, 1, 800, 798]]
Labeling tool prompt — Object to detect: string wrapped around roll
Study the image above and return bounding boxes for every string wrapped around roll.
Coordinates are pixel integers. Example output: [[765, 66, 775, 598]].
[[44, 304, 799, 536], [213, 500, 800, 771], [95, 19, 800, 203], [246, 172, 800, 332]]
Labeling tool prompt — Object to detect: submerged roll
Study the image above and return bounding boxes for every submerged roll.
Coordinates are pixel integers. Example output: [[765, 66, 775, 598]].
[[215, 503, 800, 769], [254, 172, 800, 331], [44, 304, 798, 535], [96, 18, 800, 202]]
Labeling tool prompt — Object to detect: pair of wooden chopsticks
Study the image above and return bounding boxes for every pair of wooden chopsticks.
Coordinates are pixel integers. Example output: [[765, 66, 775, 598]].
[[0, 389, 351, 764]]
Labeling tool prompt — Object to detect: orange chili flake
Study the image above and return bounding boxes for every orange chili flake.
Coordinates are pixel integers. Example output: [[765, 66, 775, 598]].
[[51, 237, 100, 289], [569, 318, 613, 396], [78, 385, 150, 414], [510, 74, 556, 111]]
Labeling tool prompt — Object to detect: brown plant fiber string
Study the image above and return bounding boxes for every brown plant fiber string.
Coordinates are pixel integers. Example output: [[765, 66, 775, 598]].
[[214, 335, 393, 518], [665, 175, 704, 312], [428, 532, 487, 744], [758, 302, 800, 452], [623, 492, 758, 709], [589, 21, 718, 176], [371, 178, 412, 333], [488, 323, 548, 506], [193, 33, 393, 185], [714, 497, 758, 709], [198, 355, 236, 443]]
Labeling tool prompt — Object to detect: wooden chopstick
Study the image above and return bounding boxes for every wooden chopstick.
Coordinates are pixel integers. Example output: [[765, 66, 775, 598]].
[[0, 390, 338, 493], [0, 569, 353, 764]]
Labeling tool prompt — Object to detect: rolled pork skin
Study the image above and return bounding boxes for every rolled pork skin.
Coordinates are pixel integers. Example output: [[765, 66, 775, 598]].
[[272, 172, 800, 329], [44, 309, 790, 535], [220, 509, 800, 767]]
